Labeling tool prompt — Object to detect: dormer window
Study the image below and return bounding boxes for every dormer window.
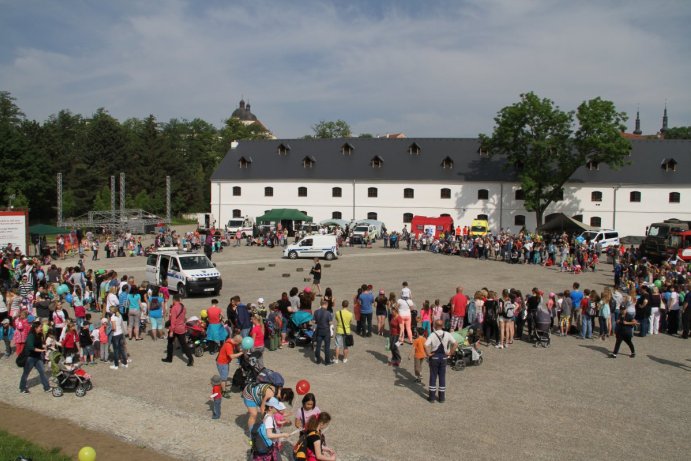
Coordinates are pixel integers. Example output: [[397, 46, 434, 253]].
[[238, 156, 252, 168], [441, 156, 454, 169], [478, 147, 489, 158], [277, 143, 291, 156], [341, 142, 354, 156], [661, 158, 677, 172], [408, 142, 421, 155], [370, 155, 384, 168], [586, 160, 599, 171], [302, 156, 316, 168]]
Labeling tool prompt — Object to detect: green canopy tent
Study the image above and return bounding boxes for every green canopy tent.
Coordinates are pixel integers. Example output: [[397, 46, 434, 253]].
[[29, 224, 71, 235], [256, 209, 313, 223]]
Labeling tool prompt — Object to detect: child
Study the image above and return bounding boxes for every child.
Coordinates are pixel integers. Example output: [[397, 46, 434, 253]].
[[210, 375, 223, 420], [388, 308, 401, 367], [90, 320, 100, 361], [409, 327, 426, 383], [79, 322, 94, 365], [73, 287, 86, 328], [0, 318, 14, 357], [401, 281, 411, 301], [420, 301, 431, 337], [98, 318, 110, 362]]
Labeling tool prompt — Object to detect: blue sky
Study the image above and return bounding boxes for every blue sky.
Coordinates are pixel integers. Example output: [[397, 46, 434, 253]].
[[1, 0, 690, 137]]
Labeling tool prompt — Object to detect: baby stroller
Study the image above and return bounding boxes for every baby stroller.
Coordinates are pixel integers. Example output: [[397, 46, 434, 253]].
[[231, 350, 263, 390], [449, 327, 484, 370], [50, 356, 92, 397], [185, 317, 209, 357], [288, 311, 314, 348], [531, 309, 552, 348]]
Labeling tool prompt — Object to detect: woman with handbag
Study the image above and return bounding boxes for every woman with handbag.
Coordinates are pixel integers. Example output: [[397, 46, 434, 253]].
[[18, 321, 51, 393], [334, 300, 353, 364]]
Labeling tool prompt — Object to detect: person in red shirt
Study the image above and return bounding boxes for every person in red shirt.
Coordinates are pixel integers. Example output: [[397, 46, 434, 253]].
[[450, 286, 468, 331], [210, 375, 223, 419], [388, 308, 401, 366], [216, 335, 242, 392], [161, 295, 194, 366], [205, 299, 227, 353]]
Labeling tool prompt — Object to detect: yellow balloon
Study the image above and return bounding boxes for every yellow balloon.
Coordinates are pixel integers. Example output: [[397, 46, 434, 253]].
[[78, 446, 96, 461], [200, 309, 208, 318]]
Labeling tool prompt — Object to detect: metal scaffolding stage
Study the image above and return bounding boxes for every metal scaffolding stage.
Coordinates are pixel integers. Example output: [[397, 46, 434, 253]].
[[62, 209, 167, 234]]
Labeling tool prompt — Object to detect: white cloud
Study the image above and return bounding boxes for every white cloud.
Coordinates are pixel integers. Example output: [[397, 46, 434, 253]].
[[0, 0, 689, 136]]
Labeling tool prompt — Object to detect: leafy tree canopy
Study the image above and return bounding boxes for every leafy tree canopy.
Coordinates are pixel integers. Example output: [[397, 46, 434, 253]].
[[664, 126, 691, 139], [305, 119, 352, 139]]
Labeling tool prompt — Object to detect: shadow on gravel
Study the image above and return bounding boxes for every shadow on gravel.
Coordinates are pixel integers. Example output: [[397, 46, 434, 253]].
[[578, 344, 611, 356], [235, 413, 249, 434], [393, 366, 428, 399], [647, 355, 691, 371], [367, 350, 390, 364]]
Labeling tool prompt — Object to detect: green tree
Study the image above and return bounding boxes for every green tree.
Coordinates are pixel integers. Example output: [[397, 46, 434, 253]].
[[92, 185, 112, 211], [480, 92, 630, 226], [664, 126, 691, 139], [306, 120, 352, 139]]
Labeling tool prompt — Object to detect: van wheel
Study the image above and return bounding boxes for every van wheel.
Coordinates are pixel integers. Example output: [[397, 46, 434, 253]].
[[325, 252, 334, 261], [177, 283, 187, 298], [288, 251, 298, 260]]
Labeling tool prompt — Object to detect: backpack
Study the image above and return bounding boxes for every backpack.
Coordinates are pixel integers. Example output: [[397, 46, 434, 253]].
[[503, 302, 515, 319], [149, 297, 161, 311], [250, 419, 272, 455], [256, 369, 285, 388], [293, 430, 319, 461]]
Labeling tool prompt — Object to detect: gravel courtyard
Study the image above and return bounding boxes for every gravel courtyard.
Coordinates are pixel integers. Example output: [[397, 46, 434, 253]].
[[1, 240, 689, 460]]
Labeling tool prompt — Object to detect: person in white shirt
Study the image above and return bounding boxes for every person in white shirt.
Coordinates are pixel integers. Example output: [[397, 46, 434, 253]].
[[109, 306, 128, 369]]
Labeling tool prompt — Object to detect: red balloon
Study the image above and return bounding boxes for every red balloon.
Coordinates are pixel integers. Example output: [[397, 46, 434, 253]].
[[296, 379, 310, 395]]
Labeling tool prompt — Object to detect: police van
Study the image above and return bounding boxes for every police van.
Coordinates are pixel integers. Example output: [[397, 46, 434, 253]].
[[145, 248, 222, 297], [283, 235, 339, 260]]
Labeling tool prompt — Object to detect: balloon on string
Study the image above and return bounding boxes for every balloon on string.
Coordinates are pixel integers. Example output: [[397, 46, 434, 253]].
[[296, 379, 310, 395], [78, 446, 96, 461], [654, 279, 662, 288], [65, 294, 74, 304], [241, 336, 254, 350], [57, 284, 70, 296], [200, 309, 208, 318]]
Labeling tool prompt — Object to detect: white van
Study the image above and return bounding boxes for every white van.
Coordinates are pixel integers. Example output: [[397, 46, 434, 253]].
[[578, 229, 620, 249], [145, 248, 222, 297], [352, 220, 385, 241], [283, 235, 339, 260]]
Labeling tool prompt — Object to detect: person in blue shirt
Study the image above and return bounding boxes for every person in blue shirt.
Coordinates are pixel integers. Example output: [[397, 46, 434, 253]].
[[569, 282, 584, 335], [358, 284, 375, 337]]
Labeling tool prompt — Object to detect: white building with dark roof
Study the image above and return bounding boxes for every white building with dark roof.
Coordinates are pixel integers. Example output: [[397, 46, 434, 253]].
[[210, 137, 691, 236]]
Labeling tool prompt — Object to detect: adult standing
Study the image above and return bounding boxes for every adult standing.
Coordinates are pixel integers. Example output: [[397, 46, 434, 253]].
[[109, 305, 128, 369], [18, 322, 50, 393], [610, 295, 637, 358], [396, 296, 414, 344], [310, 258, 322, 297], [334, 300, 353, 364], [127, 284, 142, 340], [161, 294, 194, 367], [450, 286, 467, 331], [148, 286, 165, 340], [250, 314, 266, 370], [313, 299, 333, 365], [424, 319, 458, 403], [206, 299, 227, 353], [358, 285, 374, 337], [526, 288, 541, 340], [375, 290, 388, 336]]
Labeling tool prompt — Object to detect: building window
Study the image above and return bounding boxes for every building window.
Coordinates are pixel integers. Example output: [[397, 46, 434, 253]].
[[332, 187, 342, 198], [478, 147, 489, 158], [238, 156, 252, 168], [302, 156, 315, 168], [441, 156, 454, 169], [370, 155, 384, 168], [477, 214, 488, 220], [661, 158, 677, 172], [368, 187, 378, 198], [264, 187, 273, 197], [232, 186, 241, 196], [332, 211, 342, 219], [573, 214, 583, 223], [515, 189, 525, 200], [590, 216, 602, 227], [591, 191, 603, 202], [298, 187, 307, 197], [586, 160, 599, 171], [232, 209, 241, 218], [669, 192, 681, 203], [367, 212, 378, 220], [629, 191, 641, 202], [403, 213, 413, 223], [341, 142, 354, 156], [277, 143, 291, 156], [514, 215, 526, 226], [408, 142, 421, 155], [478, 189, 489, 200], [404, 188, 414, 199], [440, 188, 451, 199]]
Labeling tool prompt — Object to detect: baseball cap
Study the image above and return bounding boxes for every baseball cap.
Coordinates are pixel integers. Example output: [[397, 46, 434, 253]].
[[266, 397, 286, 411]]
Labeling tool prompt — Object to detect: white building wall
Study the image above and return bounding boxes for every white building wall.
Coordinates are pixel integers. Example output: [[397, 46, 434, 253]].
[[210, 180, 691, 237]]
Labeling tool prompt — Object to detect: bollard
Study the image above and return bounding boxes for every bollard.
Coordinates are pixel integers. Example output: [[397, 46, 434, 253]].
[[258, 267, 265, 271], [282, 273, 290, 278], [296, 268, 304, 272]]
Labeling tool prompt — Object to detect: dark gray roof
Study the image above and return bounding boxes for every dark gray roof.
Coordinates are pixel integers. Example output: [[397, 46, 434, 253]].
[[211, 137, 691, 185]]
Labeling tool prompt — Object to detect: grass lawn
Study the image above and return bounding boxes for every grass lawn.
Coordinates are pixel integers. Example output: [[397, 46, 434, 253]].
[[0, 430, 71, 461]]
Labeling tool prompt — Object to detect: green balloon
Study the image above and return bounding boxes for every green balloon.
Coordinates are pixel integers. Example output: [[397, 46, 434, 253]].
[[654, 279, 662, 288], [78, 446, 96, 461]]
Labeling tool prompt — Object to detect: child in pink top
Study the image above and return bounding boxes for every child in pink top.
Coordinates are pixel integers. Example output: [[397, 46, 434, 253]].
[[420, 301, 432, 337]]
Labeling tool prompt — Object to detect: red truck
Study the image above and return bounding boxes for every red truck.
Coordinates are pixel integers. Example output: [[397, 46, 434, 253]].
[[667, 230, 691, 262], [410, 215, 455, 239]]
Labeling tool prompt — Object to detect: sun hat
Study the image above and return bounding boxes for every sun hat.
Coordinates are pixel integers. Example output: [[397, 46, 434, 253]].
[[266, 397, 286, 411]]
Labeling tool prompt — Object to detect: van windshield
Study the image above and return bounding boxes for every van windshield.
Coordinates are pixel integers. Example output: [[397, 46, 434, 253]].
[[581, 231, 597, 241], [647, 225, 668, 238], [471, 226, 486, 232], [179, 256, 214, 270], [228, 220, 244, 227], [354, 226, 369, 232]]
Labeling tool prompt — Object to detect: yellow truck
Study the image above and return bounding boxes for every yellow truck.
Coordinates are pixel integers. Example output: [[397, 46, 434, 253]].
[[470, 219, 489, 237]]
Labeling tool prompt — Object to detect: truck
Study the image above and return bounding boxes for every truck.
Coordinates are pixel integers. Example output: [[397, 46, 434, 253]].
[[640, 218, 691, 261], [470, 218, 489, 237], [410, 215, 454, 239], [668, 230, 691, 262], [227, 217, 254, 238]]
